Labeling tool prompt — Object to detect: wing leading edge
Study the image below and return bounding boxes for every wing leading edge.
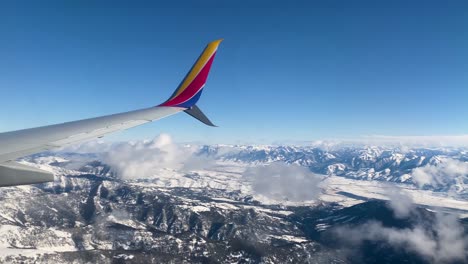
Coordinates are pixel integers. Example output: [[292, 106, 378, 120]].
[[0, 39, 222, 187]]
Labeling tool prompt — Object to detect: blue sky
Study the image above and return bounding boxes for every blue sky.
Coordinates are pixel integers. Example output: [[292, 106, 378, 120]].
[[0, 1, 467, 144]]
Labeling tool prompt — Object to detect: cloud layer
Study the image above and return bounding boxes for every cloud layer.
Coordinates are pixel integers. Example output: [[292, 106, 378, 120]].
[[308, 135, 468, 149]]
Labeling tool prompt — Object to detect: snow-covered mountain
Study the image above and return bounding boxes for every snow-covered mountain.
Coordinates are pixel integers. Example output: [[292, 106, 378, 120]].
[[198, 145, 468, 194], [0, 155, 341, 263], [0, 144, 467, 263]]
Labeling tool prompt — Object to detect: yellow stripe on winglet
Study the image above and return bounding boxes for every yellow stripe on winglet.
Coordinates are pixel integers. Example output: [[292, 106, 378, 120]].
[[171, 39, 223, 99]]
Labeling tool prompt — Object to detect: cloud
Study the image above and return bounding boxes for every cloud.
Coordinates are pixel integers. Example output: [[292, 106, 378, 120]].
[[59, 139, 115, 154], [360, 135, 468, 147], [309, 135, 468, 149], [336, 213, 467, 263], [384, 186, 414, 219], [334, 185, 468, 263], [243, 162, 323, 202], [62, 134, 215, 179], [409, 158, 468, 191]]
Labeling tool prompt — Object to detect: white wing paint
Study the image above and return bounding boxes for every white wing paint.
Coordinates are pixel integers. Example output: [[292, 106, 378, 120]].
[[0, 39, 222, 186]]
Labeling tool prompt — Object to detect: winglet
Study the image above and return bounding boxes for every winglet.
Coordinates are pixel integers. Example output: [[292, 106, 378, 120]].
[[160, 39, 222, 108], [184, 105, 217, 127]]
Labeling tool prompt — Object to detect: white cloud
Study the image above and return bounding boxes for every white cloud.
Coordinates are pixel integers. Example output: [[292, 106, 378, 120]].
[[410, 158, 468, 190], [243, 162, 323, 202], [361, 135, 468, 147], [59, 139, 114, 153], [336, 212, 467, 263], [384, 186, 414, 219], [62, 134, 214, 179], [309, 135, 468, 148], [335, 185, 468, 263]]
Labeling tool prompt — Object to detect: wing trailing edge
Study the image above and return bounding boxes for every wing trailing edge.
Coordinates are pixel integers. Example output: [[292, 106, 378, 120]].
[[184, 105, 216, 127], [0, 162, 53, 187]]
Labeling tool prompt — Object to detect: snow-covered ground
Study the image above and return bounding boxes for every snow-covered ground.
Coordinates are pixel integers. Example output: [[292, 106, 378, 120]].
[[0, 147, 467, 263], [23, 155, 468, 214], [122, 160, 468, 213], [321, 176, 468, 214]]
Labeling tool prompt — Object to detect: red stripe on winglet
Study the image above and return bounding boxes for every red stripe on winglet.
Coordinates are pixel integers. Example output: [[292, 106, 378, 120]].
[[160, 52, 217, 107]]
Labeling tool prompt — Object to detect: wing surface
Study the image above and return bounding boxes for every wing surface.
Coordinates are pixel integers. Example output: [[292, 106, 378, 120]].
[[0, 39, 223, 186]]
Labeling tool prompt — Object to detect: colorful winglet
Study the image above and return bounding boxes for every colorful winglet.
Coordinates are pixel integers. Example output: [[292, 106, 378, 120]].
[[160, 39, 222, 108]]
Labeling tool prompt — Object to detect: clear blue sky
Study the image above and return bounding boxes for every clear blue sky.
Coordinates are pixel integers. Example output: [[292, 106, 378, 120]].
[[0, 1, 467, 144]]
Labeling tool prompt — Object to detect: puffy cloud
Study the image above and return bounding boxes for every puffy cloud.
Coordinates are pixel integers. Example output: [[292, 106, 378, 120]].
[[335, 214, 466, 263], [60, 139, 114, 154], [384, 186, 414, 219], [243, 162, 323, 202], [61, 134, 214, 179], [335, 212, 467, 263], [410, 158, 468, 190], [102, 134, 182, 178], [335, 221, 434, 258], [335, 185, 468, 263]]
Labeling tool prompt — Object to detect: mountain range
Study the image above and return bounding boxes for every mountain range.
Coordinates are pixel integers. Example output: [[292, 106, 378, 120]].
[[0, 144, 467, 263]]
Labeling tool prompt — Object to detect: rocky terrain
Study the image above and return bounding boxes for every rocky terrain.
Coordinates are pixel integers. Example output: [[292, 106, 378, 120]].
[[0, 144, 467, 263]]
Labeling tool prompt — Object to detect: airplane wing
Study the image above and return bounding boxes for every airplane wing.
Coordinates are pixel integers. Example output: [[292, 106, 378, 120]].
[[0, 39, 222, 187]]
